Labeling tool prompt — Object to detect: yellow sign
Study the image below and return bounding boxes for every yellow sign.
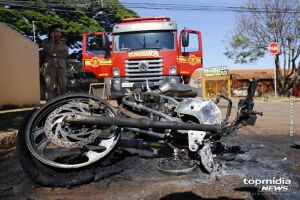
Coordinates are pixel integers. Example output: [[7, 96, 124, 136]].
[[204, 66, 228, 77], [128, 50, 159, 57], [178, 55, 201, 65], [188, 55, 197, 65], [91, 57, 101, 68], [85, 57, 112, 68]]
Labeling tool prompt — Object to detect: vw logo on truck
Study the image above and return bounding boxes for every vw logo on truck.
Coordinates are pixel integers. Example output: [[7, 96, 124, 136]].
[[138, 60, 149, 71]]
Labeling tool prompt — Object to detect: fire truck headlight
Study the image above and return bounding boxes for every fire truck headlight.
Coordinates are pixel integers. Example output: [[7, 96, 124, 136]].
[[113, 68, 120, 77], [169, 66, 177, 75]]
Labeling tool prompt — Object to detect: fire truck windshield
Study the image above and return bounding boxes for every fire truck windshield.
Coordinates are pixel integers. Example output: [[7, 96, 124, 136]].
[[114, 31, 175, 51]]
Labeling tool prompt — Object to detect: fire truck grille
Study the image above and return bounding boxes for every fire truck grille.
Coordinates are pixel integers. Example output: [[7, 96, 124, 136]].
[[125, 59, 163, 82]]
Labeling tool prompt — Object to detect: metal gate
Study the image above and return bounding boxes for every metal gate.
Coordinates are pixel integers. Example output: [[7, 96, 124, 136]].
[[203, 75, 231, 98]]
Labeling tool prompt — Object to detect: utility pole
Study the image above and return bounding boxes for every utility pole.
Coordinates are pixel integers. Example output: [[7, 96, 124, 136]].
[[32, 21, 36, 43], [273, 55, 277, 96]]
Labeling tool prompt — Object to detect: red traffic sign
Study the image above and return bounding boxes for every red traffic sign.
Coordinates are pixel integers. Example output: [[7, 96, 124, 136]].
[[268, 42, 280, 55]]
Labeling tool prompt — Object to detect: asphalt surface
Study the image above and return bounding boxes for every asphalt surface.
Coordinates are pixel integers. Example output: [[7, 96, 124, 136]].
[[0, 100, 299, 200]]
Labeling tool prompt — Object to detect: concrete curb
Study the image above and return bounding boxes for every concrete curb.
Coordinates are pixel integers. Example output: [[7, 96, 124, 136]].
[[0, 107, 36, 114]]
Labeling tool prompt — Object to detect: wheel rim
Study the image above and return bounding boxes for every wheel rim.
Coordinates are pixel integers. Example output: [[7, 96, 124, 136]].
[[25, 96, 120, 169]]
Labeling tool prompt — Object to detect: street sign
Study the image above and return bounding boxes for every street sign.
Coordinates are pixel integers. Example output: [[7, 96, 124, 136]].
[[268, 42, 279, 97], [268, 42, 280, 55], [204, 66, 228, 77]]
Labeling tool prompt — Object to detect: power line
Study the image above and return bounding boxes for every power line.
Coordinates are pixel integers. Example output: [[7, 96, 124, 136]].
[[121, 2, 300, 13], [0, 1, 116, 14], [0, 0, 299, 14]]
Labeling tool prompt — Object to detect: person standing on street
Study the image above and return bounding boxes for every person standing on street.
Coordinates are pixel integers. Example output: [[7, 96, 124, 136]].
[[43, 24, 69, 100]]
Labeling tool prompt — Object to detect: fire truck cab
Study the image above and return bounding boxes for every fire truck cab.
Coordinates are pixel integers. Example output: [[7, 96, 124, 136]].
[[82, 16, 203, 98]]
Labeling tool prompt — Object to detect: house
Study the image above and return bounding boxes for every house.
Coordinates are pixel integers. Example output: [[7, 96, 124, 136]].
[[191, 68, 299, 97], [230, 69, 275, 95]]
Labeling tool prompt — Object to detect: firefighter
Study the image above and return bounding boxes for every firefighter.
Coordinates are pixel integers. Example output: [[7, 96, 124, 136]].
[[43, 24, 69, 100]]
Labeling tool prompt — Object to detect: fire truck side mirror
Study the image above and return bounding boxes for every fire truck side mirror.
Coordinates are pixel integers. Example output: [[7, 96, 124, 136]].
[[102, 35, 110, 51], [182, 32, 189, 47]]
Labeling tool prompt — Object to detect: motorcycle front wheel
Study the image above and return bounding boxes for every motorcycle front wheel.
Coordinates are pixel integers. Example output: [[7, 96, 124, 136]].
[[17, 94, 120, 187]]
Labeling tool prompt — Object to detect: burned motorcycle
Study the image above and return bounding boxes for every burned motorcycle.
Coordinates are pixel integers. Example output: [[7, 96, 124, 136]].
[[17, 78, 262, 187]]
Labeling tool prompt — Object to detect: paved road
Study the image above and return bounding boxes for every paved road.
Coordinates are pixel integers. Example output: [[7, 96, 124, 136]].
[[0, 101, 299, 200]]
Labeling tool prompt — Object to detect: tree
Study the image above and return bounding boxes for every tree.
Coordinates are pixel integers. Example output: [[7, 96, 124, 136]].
[[225, 0, 300, 96], [0, 0, 138, 60], [93, 0, 138, 32]]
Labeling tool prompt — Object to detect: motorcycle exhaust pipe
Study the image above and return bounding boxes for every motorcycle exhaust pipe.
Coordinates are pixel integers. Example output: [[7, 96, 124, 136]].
[[65, 115, 220, 132]]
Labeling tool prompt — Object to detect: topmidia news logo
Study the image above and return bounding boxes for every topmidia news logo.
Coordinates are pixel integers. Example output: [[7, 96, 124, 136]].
[[244, 177, 291, 193]]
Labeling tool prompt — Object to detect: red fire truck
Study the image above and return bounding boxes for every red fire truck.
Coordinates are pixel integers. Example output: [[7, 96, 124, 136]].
[[82, 16, 203, 98]]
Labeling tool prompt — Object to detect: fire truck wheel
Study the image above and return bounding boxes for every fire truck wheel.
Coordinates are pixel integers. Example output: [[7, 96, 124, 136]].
[[16, 94, 120, 187], [183, 77, 191, 84]]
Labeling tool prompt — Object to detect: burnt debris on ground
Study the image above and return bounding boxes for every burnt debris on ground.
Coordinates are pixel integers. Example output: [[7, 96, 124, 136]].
[[0, 133, 299, 200]]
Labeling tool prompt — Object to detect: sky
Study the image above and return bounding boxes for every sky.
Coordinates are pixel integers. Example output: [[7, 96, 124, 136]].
[[119, 0, 275, 70]]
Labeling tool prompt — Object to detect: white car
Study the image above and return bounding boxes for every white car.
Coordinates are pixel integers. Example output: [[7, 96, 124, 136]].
[[233, 87, 259, 97]]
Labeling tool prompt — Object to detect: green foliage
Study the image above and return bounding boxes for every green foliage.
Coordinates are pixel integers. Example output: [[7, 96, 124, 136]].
[[0, 0, 138, 59], [94, 0, 138, 32], [224, 30, 265, 64]]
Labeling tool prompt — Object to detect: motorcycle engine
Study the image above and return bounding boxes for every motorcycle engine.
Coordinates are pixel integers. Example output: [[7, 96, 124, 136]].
[[140, 92, 161, 109]]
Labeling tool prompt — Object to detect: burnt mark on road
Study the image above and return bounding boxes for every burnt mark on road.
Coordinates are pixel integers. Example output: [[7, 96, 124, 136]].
[[0, 133, 299, 200]]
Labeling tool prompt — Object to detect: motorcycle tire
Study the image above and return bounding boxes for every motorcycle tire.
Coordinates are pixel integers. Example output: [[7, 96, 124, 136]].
[[16, 94, 120, 187]]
